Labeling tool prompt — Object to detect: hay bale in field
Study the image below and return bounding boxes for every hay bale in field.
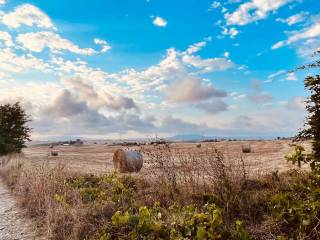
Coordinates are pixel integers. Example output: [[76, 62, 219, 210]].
[[51, 150, 59, 156], [196, 144, 201, 148], [242, 144, 251, 153], [113, 149, 143, 173]]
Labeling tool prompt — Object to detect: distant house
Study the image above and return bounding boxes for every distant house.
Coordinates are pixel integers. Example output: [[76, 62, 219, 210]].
[[74, 139, 84, 146]]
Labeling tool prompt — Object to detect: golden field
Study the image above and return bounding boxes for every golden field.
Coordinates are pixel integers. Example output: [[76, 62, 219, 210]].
[[22, 140, 311, 175]]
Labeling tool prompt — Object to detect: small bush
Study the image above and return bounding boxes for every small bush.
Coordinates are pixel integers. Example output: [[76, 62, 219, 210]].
[[269, 174, 320, 239]]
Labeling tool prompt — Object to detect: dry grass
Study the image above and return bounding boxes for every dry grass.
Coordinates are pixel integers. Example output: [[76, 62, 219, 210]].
[[21, 140, 311, 174], [0, 144, 312, 239]]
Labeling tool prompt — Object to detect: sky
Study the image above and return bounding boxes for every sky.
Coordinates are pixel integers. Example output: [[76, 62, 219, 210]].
[[0, 0, 319, 140]]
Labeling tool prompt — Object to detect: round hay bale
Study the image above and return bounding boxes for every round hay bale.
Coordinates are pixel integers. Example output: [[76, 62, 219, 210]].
[[51, 150, 59, 156], [242, 144, 251, 153], [113, 149, 143, 173]]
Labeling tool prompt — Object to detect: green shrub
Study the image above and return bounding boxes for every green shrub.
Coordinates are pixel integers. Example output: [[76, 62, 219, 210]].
[[269, 175, 320, 239]]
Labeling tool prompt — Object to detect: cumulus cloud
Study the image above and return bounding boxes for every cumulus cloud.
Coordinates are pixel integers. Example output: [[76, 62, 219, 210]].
[[286, 72, 297, 81], [182, 55, 233, 73], [94, 38, 111, 53], [184, 39, 210, 55], [296, 38, 320, 58], [62, 76, 138, 111], [0, 0, 237, 139], [16, 31, 96, 55], [113, 45, 234, 97], [276, 12, 308, 26], [0, 31, 13, 47], [0, 82, 61, 116], [43, 90, 89, 118], [152, 16, 167, 27], [221, 27, 239, 38], [165, 76, 226, 103], [272, 21, 320, 50], [195, 100, 228, 114], [287, 96, 305, 111], [0, 4, 55, 29], [37, 90, 211, 136], [210, 1, 221, 10], [0, 0, 6, 5], [0, 48, 51, 74], [181, 38, 234, 73], [225, 0, 295, 26]]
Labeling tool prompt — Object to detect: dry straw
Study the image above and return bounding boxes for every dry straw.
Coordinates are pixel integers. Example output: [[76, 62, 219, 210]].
[[242, 144, 252, 153], [113, 149, 143, 173]]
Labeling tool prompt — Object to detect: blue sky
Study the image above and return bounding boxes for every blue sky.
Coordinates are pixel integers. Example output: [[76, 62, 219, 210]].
[[0, 0, 319, 139]]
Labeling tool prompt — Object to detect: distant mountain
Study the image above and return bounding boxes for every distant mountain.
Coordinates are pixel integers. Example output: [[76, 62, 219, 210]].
[[166, 134, 279, 142]]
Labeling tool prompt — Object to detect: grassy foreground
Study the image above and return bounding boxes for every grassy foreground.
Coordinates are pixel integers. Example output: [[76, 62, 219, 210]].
[[0, 149, 319, 240]]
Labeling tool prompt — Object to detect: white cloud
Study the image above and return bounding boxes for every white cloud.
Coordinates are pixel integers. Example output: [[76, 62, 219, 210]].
[[182, 54, 233, 73], [296, 38, 320, 58], [62, 76, 138, 111], [94, 38, 111, 53], [286, 72, 297, 81], [184, 40, 208, 55], [0, 22, 236, 138], [210, 1, 221, 9], [152, 16, 167, 27], [230, 92, 246, 100], [0, 31, 13, 47], [17, 31, 96, 55], [0, 0, 6, 5], [113, 44, 234, 97], [0, 82, 60, 113], [195, 100, 228, 114], [287, 96, 305, 111], [272, 21, 320, 50], [276, 12, 308, 26], [221, 27, 239, 38], [266, 70, 286, 82], [0, 48, 51, 74], [225, 0, 294, 26], [165, 76, 226, 103], [0, 4, 55, 29]]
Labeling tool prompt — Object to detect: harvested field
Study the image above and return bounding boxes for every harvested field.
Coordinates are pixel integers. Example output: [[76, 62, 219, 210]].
[[21, 140, 311, 175]]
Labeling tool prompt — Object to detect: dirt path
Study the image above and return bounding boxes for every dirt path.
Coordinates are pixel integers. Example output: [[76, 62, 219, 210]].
[[0, 181, 39, 240]]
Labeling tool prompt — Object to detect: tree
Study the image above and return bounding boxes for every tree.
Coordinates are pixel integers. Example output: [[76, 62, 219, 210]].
[[0, 102, 31, 156], [293, 50, 320, 170]]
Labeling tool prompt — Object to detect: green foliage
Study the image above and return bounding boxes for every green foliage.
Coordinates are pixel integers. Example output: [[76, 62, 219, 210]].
[[105, 202, 253, 240], [295, 52, 320, 171], [0, 102, 31, 156], [108, 203, 227, 239], [285, 145, 307, 168], [68, 173, 136, 208], [269, 174, 320, 239], [234, 220, 253, 240], [68, 172, 254, 239]]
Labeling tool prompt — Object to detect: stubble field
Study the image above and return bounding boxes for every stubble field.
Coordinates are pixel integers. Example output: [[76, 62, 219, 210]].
[[22, 140, 311, 175]]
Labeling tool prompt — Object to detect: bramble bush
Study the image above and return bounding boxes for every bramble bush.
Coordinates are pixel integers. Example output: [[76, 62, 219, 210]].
[[274, 51, 320, 239]]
